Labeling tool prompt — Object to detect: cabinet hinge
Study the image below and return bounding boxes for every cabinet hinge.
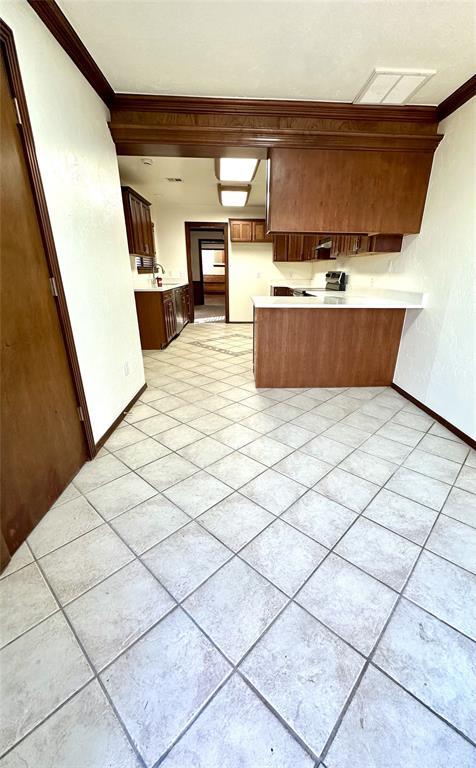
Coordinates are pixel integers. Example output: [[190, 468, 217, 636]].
[[13, 97, 22, 126], [77, 406, 84, 422], [49, 276, 58, 297]]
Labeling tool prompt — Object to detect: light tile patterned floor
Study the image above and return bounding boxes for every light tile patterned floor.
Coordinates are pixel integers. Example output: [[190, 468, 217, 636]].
[[1, 322, 475, 768]]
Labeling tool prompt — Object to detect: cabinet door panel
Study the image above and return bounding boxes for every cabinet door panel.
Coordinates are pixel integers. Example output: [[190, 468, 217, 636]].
[[272, 235, 288, 261], [287, 235, 304, 261]]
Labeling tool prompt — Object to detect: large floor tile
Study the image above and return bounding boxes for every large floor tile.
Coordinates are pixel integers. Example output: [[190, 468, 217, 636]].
[[162, 470, 232, 517], [73, 454, 129, 494], [39, 525, 134, 605], [376, 422, 423, 447], [0, 613, 92, 755], [110, 494, 189, 554], [66, 560, 173, 670], [391, 408, 434, 432], [240, 412, 285, 434], [100, 608, 230, 767], [404, 550, 476, 640], [374, 599, 476, 740], [240, 435, 294, 466], [184, 557, 287, 662], [143, 522, 231, 601], [297, 554, 397, 655], [178, 436, 233, 468], [206, 452, 265, 490], [364, 488, 438, 545], [321, 422, 370, 448], [418, 434, 469, 463], [0, 680, 140, 768], [0, 542, 33, 580], [51, 482, 81, 508], [138, 453, 198, 491], [240, 468, 306, 514], [442, 486, 476, 528], [360, 433, 412, 463], [134, 413, 180, 437], [189, 412, 233, 435], [125, 403, 159, 424], [386, 467, 451, 510], [456, 465, 476, 494], [325, 665, 475, 768], [198, 492, 273, 551], [156, 423, 204, 450], [274, 451, 332, 487], [241, 603, 364, 756], [404, 449, 461, 484], [86, 473, 157, 521], [426, 515, 476, 573], [335, 517, 420, 590], [0, 563, 57, 648], [315, 467, 379, 513], [300, 434, 352, 465], [104, 423, 146, 451], [339, 450, 397, 486], [283, 490, 356, 548], [160, 674, 314, 768], [28, 495, 102, 558], [241, 519, 327, 596], [213, 422, 261, 449], [113, 437, 170, 469]]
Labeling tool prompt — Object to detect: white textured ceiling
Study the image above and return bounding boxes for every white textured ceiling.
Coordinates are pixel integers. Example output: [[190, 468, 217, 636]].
[[59, 0, 475, 104], [118, 156, 267, 207]]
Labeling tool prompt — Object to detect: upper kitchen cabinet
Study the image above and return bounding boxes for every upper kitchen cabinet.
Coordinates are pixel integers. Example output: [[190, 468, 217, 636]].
[[229, 219, 273, 243], [121, 186, 154, 259], [266, 145, 439, 234]]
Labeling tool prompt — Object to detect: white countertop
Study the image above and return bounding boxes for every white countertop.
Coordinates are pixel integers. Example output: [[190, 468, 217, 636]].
[[134, 282, 189, 293], [253, 290, 425, 309]]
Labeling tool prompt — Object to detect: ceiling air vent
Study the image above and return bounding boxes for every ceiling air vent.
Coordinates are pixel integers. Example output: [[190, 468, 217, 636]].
[[354, 68, 436, 105], [166, 177, 183, 183]]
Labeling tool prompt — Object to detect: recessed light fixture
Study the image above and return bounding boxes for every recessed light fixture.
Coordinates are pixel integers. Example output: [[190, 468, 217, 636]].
[[215, 158, 259, 182], [217, 184, 251, 207], [354, 68, 436, 105]]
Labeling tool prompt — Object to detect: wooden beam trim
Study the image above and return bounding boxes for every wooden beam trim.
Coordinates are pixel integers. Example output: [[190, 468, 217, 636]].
[[26, 0, 114, 105], [112, 93, 438, 123], [110, 123, 442, 153], [437, 75, 476, 121]]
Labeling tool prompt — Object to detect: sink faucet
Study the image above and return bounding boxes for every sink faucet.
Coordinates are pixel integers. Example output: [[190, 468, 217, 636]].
[[151, 262, 165, 285]]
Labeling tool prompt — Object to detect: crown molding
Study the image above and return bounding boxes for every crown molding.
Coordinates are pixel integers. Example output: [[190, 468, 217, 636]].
[[111, 93, 439, 123], [26, 0, 114, 105], [437, 75, 476, 121]]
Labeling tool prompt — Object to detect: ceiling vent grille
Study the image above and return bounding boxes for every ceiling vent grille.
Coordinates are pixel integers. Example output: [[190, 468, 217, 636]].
[[166, 177, 183, 183], [354, 68, 436, 105]]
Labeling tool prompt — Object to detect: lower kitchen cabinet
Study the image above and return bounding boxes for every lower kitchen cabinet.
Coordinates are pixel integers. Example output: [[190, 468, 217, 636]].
[[134, 285, 191, 349]]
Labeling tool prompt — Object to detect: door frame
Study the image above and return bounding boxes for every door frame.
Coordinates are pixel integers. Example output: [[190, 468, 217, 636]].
[[198, 238, 226, 313], [1, 21, 95, 457], [184, 221, 229, 323]]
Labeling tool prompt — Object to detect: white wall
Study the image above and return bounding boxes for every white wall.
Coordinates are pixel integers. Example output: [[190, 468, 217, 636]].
[[130, 200, 314, 318], [310, 98, 476, 438], [1, 0, 145, 442]]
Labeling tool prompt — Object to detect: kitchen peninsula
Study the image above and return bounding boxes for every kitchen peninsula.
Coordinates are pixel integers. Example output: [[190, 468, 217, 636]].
[[252, 291, 424, 388]]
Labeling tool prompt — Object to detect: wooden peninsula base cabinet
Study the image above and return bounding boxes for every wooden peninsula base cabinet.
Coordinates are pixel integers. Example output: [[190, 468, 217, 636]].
[[134, 286, 191, 349], [253, 307, 406, 388]]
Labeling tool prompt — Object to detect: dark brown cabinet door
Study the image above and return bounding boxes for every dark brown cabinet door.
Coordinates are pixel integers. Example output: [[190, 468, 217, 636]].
[[287, 235, 305, 261], [1, 51, 87, 568], [121, 187, 154, 257], [230, 220, 253, 242], [272, 234, 288, 261], [163, 297, 177, 342], [251, 220, 272, 242]]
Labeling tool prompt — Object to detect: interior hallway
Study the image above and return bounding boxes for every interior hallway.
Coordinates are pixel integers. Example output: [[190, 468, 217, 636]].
[[1, 323, 475, 767], [193, 294, 226, 323]]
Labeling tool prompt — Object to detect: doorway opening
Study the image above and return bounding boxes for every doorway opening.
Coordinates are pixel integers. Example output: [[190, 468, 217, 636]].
[[185, 222, 229, 323]]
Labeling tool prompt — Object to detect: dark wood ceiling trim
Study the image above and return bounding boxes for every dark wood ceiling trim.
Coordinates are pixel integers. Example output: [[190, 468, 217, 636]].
[[437, 75, 476, 121], [26, 0, 114, 105], [112, 93, 438, 123], [110, 122, 442, 155]]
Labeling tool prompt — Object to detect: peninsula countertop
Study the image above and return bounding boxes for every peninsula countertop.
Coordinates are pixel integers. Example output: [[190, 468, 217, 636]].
[[253, 289, 425, 310], [134, 282, 189, 293]]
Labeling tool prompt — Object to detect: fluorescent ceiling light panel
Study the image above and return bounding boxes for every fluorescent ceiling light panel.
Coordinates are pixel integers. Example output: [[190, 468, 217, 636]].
[[218, 184, 251, 207], [216, 158, 259, 182], [354, 68, 436, 105]]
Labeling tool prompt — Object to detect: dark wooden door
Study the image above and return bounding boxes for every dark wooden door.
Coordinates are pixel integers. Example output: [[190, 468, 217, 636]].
[[0, 53, 87, 569]]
